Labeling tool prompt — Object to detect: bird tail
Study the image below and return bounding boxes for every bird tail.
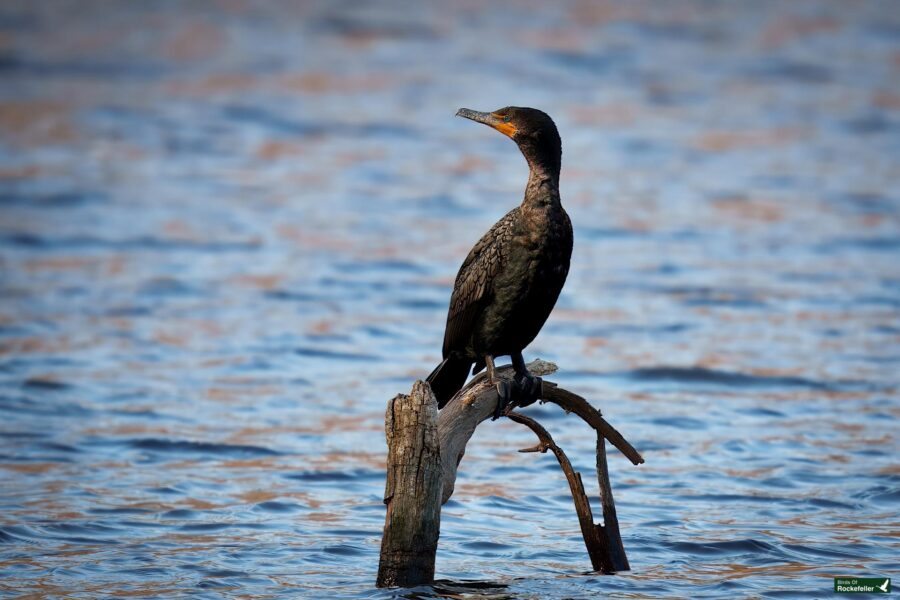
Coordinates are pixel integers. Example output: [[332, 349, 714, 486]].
[[426, 357, 471, 409]]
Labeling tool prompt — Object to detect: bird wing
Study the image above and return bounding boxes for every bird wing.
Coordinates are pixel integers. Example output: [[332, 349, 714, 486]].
[[442, 208, 518, 357]]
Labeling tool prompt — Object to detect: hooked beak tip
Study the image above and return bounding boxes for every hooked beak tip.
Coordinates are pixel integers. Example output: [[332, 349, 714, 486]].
[[455, 108, 517, 138]]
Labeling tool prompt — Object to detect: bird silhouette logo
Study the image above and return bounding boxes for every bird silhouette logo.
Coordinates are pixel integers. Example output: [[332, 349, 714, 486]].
[[878, 578, 890, 593]]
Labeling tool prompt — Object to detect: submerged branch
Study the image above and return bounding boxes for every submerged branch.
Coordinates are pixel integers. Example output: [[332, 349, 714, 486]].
[[506, 410, 615, 573]]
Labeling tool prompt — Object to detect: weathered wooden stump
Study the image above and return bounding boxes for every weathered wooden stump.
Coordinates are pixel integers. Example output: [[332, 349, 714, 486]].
[[376, 381, 442, 587], [376, 360, 643, 588]]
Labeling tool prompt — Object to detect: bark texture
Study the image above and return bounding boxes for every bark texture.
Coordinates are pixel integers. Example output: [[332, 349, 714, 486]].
[[376, 381, 442, 588]]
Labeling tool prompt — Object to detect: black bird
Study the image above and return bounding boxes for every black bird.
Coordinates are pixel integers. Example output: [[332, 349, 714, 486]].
[[427, 107, 573, 415]]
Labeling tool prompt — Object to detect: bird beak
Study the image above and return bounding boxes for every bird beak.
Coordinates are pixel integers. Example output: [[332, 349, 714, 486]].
[[456, 108, 517, 138]]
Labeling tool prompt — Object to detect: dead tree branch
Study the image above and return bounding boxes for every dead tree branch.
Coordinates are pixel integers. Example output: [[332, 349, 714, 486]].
[[377, 360, 642, 587], [506, 410, 615, 573], [437, 359, 643, 505]]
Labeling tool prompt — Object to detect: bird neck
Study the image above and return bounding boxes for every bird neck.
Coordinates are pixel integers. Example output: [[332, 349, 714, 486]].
[[518, 137, 561, 201], [522, 164, 560, 210]]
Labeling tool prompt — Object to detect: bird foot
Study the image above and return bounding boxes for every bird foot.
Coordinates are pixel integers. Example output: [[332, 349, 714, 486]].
[[514, 371, 542, 407], [492, 380, 512, 420], [491, 373, 542, 420]]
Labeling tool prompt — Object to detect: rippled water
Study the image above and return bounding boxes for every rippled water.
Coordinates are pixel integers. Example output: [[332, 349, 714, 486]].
[[1, 1, 898, 598]]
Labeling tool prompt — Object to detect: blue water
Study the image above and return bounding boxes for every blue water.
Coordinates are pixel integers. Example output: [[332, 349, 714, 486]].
[[1, 1, 898, 598]]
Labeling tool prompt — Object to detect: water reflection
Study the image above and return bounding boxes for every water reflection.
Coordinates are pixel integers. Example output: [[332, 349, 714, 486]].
[[1, 0, 898, 598]]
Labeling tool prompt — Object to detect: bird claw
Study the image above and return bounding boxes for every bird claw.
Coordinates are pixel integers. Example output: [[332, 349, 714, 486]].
[[514, 372, 542, 407], [492, 380, 512, 420], [491, 373, 542, 421]]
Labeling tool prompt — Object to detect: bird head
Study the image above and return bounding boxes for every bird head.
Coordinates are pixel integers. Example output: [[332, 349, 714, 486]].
[[456, 106, 561, 180]]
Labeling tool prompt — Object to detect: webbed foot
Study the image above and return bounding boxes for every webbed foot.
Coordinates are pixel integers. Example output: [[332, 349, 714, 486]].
[[514, 371, 542, 407], [484, 354, 544, 420], [511, 352, 542, 408]]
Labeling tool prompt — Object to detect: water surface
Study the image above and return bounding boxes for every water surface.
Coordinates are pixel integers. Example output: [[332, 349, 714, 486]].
[[1, 1, 898, 598]]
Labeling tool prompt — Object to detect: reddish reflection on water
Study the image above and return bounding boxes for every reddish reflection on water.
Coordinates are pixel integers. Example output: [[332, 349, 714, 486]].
[[0, 1, 898, 598]]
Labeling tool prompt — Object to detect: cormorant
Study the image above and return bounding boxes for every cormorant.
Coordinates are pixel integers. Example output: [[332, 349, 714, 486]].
[[427, 107, 572, 416]]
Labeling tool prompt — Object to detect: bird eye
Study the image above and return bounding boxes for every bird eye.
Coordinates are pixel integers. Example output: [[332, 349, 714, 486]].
[[503, 115, 512, 123]]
